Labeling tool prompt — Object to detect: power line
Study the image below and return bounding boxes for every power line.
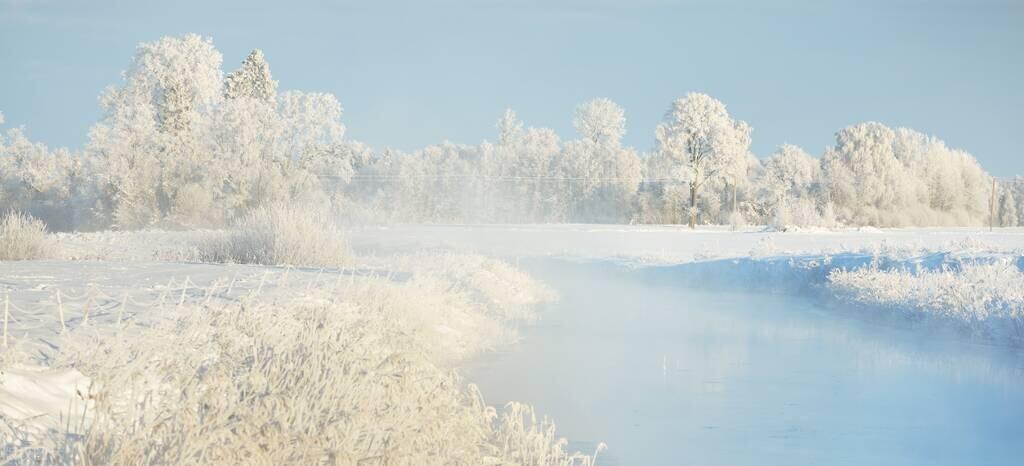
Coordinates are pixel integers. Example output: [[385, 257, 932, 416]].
[[319, 174, 684, 184]]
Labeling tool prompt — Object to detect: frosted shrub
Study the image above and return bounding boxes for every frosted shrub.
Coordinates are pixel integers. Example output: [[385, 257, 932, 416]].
[[0, 212, 51, 261], [727, 210, 747, 230], [198, 203, 349, 267], [3, 294, 596, 465], [788, 198, 822, 228], [828, 262, 1024, 341], [396, 253, 558, 323], [769, 198, 828, 230]]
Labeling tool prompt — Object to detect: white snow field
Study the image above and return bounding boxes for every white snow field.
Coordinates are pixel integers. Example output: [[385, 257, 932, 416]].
[[0, 241, 597, 464], [349, 224, 1024, 265], [1, 224, 1023, 464]]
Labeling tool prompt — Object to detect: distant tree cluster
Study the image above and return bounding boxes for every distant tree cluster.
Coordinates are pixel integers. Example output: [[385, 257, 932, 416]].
[[2, 35, 353, 230], [1, 34, 1019, 231]]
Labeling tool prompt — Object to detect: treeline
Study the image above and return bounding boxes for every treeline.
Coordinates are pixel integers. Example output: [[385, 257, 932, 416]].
[[1, 34, 1020, 231]]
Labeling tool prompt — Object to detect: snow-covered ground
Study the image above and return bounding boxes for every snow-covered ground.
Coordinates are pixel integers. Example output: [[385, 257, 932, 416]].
[[1, 242, 582, 463], [3, 224, 1024, 464], [349, 224, 1024, 264]]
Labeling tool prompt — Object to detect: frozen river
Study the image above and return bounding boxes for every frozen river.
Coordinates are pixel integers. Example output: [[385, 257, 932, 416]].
[[463, 260, 1024, 466]]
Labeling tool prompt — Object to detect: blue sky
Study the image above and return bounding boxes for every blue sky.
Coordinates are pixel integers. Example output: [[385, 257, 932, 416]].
[[1, 0, 1021, 175]]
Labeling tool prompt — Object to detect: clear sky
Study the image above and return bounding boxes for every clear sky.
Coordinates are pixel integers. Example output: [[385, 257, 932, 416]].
[[1, 0, 1021, 175]]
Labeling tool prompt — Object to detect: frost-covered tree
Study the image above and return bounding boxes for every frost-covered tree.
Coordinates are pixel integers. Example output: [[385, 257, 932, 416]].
[[755, 144, 827, 228], [1006, 177, 1024, 226], [278, 91, 346, 160], [85, 34, 349, 228], [997, 185, 1018, 227], [88, 34, 225, 228], [13, 32, 1020, 230], [822, 122, 990, 227], [761, 144, 819, 200], [822, 122, 910, 226], [562, 99, 640, 222], [655, 93, 751, 228], [1, 122, 100, 230], [573, 98, 626, 146], [715, 122, 754, 221], [761, 145, 819, 206], [485, 110, 564, 222], [513, 127, 564, 221], [496, 109, 524, 147], [224, 49, 278, 103]]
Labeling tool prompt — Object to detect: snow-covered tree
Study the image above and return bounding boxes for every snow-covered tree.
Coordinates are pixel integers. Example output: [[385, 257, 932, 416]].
[[755, 144, 827, 228], [997, 185, 1018, 227], [573, 98, 626, 146], [1007, 178, 1024, 226], [1, 123, 99, 230], [278, 91, 346, 160], [760, 144, 820, 208], [224, 49, 278, 103], [88, 34, 225, 228], [655, 93, 751, 228], [561, 99, 640, 222], [496, 109, 523, 147], [513, 127, 564, 221], [822, 122, 990, 227], [84, 34, 351, 228], [822, 122, 909, 226]]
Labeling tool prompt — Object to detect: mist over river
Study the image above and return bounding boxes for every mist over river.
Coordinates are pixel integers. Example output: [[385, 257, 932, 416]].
[[464, 259, 1024, 466]]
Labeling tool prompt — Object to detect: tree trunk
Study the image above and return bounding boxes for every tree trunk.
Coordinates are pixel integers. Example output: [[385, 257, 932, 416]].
[[688, 182, 697, 229]]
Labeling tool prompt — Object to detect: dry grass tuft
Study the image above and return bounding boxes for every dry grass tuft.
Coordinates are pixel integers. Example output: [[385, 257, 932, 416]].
[[196, 203, 350, 267], [0, 212, 51, 261]]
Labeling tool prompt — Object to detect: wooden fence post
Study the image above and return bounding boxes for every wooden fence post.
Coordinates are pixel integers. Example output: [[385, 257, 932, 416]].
[[256, 271, 268, 295], [226, 273, 238, 297], [3, 293, 9, 348], [57, 289, 66, 333], [178, 278, 189, 307], [118, 293, 128, 326], [82, 291, 93, 326]]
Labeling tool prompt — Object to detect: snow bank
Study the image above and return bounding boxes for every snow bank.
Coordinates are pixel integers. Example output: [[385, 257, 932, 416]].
[[0, 251, 580, 463], [829, 262, 1024, 342], [622, 248, 1024, 344], [635, 249, 1020, 294], [3, 292, 597, 465], [391, 252, 558, 323], [349, 224, 1024, 266], [348, 224, 1024, 344]]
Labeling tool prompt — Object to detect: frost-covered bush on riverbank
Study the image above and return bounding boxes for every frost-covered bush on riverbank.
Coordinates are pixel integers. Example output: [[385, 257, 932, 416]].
[[1, 291, 596, 465], [0, 250, 593, 465], [393, 253, 558, 323], [828, 261, 1024, 341]]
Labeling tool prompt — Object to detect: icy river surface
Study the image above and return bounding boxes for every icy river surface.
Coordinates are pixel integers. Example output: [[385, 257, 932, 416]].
[[462, 260, 1024, 466]]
